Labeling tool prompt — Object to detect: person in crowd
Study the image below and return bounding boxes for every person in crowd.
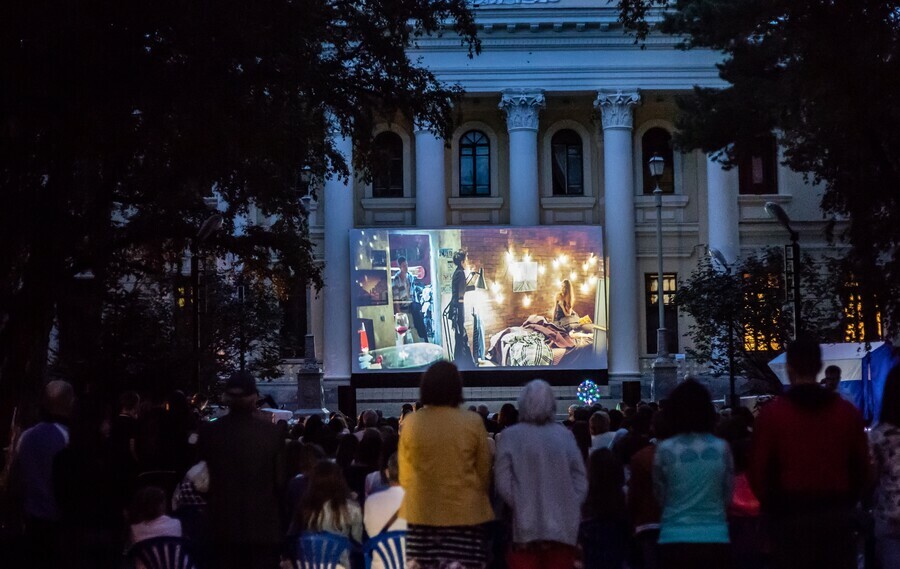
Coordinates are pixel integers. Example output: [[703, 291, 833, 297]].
[[749, 337, 869, 569], [109, 391, 141, 502], [869, 365, 900, 568], [581, 448, 629, 569], [197, 371, 284, 569], [335, 433, 359, 473], [328, 415, 349, 438], [821, 364, 842, 392], [476, 404, 500, 435], [290, 460, 363, 540], [495, 379, 588, 569], [10, 380, 75, 569], [589, 411, 615, 451], [497, 403, 519, 432], [653, 379, 733, 569], [612, 405, 653, 466], [627, 411, 669, 569], [356, 409, 379, 440], [283, 441, 324, 526], [346, 428, 382, 503], [365, 432, 399, 498], [363, 453, 406, 538], [570, 420, 591, 463], [171, 459, 210, 547], [53, 397, 124, 569], [129, 486, 183, 545], [399, 361, 494, 569]]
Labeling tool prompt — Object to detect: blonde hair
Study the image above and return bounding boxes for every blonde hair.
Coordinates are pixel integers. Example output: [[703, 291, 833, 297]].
[[557, 279, 574, 314]]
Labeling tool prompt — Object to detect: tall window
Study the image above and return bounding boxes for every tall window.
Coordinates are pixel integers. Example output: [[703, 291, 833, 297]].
[[738, 135, 778, 195], [642, 127, 674, 194], [372, 132, 403, 198], [459, 130, 490, 196], [645, 273, 678, 354], [551, 130, 584, 195], [842, 281, 883, 342]]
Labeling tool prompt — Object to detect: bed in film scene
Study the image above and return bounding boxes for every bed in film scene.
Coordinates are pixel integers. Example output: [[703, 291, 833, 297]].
[[350, 226, 608, 373]]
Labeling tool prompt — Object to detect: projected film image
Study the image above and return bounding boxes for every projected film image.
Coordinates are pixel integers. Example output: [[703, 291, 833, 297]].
[[350, 227, 607, 373]]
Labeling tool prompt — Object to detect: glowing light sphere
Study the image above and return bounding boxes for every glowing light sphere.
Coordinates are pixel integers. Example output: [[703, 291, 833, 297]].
[[577, 379, 601, 406]]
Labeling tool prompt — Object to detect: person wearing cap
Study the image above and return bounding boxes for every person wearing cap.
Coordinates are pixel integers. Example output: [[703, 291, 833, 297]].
[[197, 371, 285, 569]]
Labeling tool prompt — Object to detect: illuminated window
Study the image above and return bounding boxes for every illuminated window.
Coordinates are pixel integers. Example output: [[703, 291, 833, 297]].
[[742, 273, 782, 351], [645, 273, 678, 354], [843, 282, 883, 342]]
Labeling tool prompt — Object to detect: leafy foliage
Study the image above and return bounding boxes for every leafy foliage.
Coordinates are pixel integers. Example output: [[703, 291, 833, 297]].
[[676, 249, 845, 393], [0, 0, 479, 418], [618, 0, 900, 336]]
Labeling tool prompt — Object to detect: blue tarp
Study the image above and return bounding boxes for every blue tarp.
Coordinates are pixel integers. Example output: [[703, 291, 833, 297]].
[[768, 342, 896, 422]]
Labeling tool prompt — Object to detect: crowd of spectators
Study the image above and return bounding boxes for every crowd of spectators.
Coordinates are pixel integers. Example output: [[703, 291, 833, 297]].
[[2, 335, 899, 569]]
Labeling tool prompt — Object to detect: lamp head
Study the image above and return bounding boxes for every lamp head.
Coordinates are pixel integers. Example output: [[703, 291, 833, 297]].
[[764, 202, 798, 240], [197, 214, 224, 242], [475, 267, 487, 290], [707, 247, 730, 273], [648, 153, 665, 179]]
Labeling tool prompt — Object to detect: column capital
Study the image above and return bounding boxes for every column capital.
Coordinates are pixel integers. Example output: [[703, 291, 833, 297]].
[[499, 89, 546, 132], [594, 89, 641, 131]]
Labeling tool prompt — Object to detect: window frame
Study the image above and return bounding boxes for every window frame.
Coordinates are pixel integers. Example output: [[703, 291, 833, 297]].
[[458, 130, 491, 197], [550, 129, 585, 196]]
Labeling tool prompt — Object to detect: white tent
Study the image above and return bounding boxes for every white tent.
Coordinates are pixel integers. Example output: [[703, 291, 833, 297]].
[[768, 342, 894, 421]]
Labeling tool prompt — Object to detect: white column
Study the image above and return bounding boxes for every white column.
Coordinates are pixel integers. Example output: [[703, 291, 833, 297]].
[[595, 89, 642, 380], [706, 153, 741, 264], [500, 89, 545, 226], [414, 121, 447, 227], [323, 125, 354, 383]]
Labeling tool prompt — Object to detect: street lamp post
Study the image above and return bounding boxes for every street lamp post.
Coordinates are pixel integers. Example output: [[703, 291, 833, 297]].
[[764, 202, 802, 339], [191, 213, 224, 395], [648, 154, 677, 401], [649, 154, 668, 362], [709, 247, 739, 408]]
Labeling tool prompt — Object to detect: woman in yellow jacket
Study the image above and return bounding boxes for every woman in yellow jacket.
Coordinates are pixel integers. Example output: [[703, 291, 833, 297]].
[[399, 361, 494, 569]]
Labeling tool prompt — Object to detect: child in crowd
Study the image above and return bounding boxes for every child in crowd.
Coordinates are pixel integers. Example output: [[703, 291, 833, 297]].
[[129, 486, 183, 545]]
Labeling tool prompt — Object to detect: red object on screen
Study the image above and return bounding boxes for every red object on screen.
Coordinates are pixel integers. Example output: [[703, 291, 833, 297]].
[[359, 326, 369, 352]]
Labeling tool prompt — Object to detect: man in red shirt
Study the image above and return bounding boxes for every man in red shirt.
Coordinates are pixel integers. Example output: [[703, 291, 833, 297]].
[[749, 336, 869, 569]]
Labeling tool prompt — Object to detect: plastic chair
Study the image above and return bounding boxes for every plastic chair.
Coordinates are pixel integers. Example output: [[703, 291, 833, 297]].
[[288, 532, 352, 569], [364, 530, 406, 569], [125, 536, 198, 569]]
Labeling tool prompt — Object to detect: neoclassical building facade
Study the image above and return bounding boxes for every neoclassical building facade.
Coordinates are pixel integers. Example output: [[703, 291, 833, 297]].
[[301, 2, 834, 403]]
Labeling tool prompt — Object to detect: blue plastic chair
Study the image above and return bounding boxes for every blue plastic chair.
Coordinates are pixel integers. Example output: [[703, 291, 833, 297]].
[[125, 536, 198, 569], [364, 530, 406, 569], [289, 532, 353, 569]]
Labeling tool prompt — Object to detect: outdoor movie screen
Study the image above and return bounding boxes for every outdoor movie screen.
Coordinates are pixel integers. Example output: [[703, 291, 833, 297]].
[[350, 226, 608, 374]]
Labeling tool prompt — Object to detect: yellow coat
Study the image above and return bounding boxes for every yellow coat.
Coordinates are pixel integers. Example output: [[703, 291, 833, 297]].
[[398, 406, 494, 526]]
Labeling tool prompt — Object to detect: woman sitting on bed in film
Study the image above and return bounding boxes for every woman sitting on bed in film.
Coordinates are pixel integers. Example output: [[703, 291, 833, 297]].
[[553, 279, 576, 323]]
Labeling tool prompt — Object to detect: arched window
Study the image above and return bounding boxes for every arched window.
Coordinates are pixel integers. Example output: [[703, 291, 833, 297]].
[[459, 130, 490, 196], [372, 131, 403, 198], [738, 135, 778, 195], [642, 127, 675, 194], [551, 130, 584, 196]]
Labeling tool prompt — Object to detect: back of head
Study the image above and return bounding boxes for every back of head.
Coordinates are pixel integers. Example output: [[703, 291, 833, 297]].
[[666, 378, 716, 435], [420, 361, 464, 407], [589, 411, 610, 435], [880, 365, 900, 427], [498, 403, 519, 428], [356, 428, 383, 466], [786, 335, 823, 384], [43, 380, 75, 420], [130, 486, 168, 524], [361, 409, 379, 428], [607, 409, 624, 431], [517, 379, 556, 425], [476, 404, 489, 418], [573, 406, 592, 422], [118, 391, 141, 414], [298, 460, 351, 530], [385, 452, 400, 484]]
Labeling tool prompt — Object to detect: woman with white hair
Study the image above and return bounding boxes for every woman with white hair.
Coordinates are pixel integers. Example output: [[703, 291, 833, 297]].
[[494, 380, 588, 569]]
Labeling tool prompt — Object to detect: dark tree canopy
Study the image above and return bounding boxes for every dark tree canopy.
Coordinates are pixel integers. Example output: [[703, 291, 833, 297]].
[[0, 0, 479, 422], [619, 0, 900, 336]]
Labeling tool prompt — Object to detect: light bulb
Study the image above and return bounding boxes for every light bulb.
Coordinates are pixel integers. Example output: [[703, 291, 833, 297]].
[[522, 295, 532, 308]]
